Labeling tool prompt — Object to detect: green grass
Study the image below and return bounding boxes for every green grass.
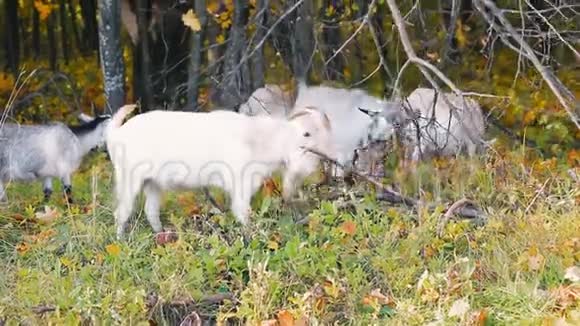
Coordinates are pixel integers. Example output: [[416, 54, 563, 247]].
[[0, 149, 578, 325]]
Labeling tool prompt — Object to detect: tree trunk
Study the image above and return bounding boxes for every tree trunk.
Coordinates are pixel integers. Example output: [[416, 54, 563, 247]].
[[32, 6, 40, 60], [321, 0, 344, 81], [250, 0, 268, 90], [187, 0, 208, 110], [293, 0, 314, 80], [68, 0, 83, 54], [135, 0, 153, 110], [441, 0, 460, 68], [4, 0, 20, 74], [217, 0, 250, 109], [353, 0, 369, 82], [59, 0, 70, 64], [98, 0, 126, 112], [47, 12, 58, 71], [371, 1, 391, 87], [81, 0, 99, 53]]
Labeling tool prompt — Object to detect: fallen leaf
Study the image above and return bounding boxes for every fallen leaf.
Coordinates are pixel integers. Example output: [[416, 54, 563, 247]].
[[551, 284, 580, 312], [369, 288, 393, 305], [528, 253, 544, 271], [182, 9, 202, 32], [448, 298, 470, 318], [277, 310, 294, 326], [469, 309, 488, 326], [105, 243, 121, 257], [155, 231, 179, 245], [340, 220, 357, 236], [564, 266, 580, 283], [34, 206, 60, 224], [16, 242, 30, 255]]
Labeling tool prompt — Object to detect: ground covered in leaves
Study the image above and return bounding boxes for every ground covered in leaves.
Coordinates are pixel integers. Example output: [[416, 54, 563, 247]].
[[0, 147, 578, 325]]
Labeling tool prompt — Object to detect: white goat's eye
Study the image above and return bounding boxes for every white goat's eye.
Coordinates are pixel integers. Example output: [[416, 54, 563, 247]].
[[303, 132, 311, 137]]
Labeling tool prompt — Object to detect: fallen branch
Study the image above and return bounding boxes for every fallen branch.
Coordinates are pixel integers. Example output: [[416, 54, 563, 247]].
[[303, 147, 487, 228], [31, 304, 56, 315], [302, 147, 417, 207], [436, 198, 477, 237]]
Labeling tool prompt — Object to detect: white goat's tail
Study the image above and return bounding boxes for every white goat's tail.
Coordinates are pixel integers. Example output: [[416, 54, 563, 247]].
[[106, 104, 137, 139]]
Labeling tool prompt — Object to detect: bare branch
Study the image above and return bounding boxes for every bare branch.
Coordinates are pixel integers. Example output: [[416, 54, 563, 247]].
[[474, 0, 580, 129]]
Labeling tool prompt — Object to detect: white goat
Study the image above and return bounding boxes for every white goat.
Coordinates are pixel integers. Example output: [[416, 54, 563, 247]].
[[0, 115, 111, 203], [293, 81, 398, 177], [394, 88, 486, 161], [238, 84, 295, 118], [106, 104, 335, 238]]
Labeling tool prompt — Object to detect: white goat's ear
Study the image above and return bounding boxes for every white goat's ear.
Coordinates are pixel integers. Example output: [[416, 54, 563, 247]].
[[78, 113, 95, 123]]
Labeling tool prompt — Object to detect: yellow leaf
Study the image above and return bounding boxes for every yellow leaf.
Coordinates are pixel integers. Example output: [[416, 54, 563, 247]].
[[105, 243, 121, 257], [267, 240, 279, 250], [277, 310, 294, 326], [456, 20, 467, 49], [60, 257, 74, 268], [221, 19, 232, 29], [216, 34, 226, 44], [343, 68, 351, 79], [34, 1, 54, 21], [182, 9, 202, 32]]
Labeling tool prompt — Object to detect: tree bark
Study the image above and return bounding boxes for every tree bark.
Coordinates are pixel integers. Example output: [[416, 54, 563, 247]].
[[135, 0, 153, 110], [32, 6, 40, 60], [293, 0, 314, 79], [218, 0, 250, 109], [98, 0, 126, 112], [250, 0, 268, 90], [81, 0, 99, 53], [59, 0, 70, 64], [321, 0, 344, 81], [441, 0, 460, 68], [187, 0, 208, 110], [4, 0, 20, 74], [47, 12, 58, 71], [68, 0, 83, 54]]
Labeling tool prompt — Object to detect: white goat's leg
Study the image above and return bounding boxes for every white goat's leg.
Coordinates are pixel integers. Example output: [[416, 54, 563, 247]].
[[61, 174, 73, 204], [0, 181, 6, 203], [143, 182, 163, 233], [282, 171, 299, 201], [115, 183, 139, 239], [43, 178, 53, 201], [230, 194, 251, 226]]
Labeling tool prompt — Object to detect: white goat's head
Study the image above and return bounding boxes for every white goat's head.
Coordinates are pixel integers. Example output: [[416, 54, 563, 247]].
[[288, 106, 336, 161]]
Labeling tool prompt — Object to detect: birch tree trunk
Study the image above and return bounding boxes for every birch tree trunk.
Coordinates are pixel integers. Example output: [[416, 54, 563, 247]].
[[98, 0, 126, 112]]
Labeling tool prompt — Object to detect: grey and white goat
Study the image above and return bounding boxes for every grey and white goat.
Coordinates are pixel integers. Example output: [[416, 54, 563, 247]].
[[390, 88, 486, 162], [293, 81, 399, 178], [238, 84, 295, 118], [0, 114, 111, 203]]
